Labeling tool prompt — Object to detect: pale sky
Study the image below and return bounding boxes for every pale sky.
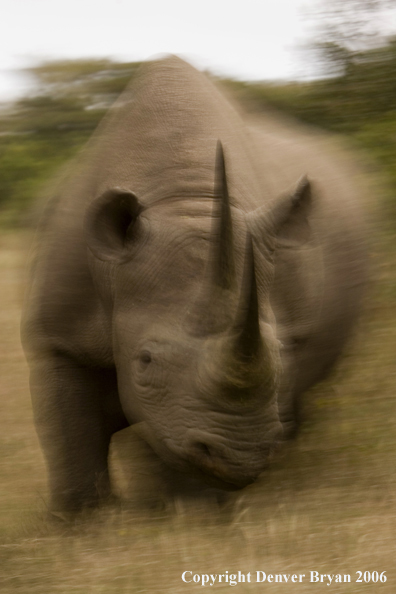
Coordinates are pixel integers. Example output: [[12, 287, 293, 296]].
[[0, 0, 321, 100], [0, 0, 395, 101]]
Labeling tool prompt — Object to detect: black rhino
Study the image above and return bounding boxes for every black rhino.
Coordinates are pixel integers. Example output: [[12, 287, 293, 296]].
[[22, 56, 367, 512]]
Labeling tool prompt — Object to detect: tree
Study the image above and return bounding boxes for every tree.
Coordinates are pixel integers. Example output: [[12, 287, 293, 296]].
[[306, 0, 396, 76], [0, 59, 141, 225]]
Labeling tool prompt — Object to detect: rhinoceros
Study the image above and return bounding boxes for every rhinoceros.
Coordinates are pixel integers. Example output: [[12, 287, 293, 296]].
[[21, 56, 367, 512]]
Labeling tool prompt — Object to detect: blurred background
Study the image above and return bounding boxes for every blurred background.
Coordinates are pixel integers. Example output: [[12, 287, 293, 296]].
[[1, 0, 396, 592], [1, 0, 396, 225]]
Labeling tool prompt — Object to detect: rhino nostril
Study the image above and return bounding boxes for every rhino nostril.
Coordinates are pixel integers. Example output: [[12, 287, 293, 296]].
[[185, 430, 230, 476], [193, 441, 212, 459]]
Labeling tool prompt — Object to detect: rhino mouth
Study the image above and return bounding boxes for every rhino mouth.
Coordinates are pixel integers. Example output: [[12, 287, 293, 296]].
[[186, 460, 258, 491], [134, 422, 269, 491], [181, 430, 267, 490]]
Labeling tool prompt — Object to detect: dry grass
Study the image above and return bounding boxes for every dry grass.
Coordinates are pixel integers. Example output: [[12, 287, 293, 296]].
[[1, 227, 396, 593]]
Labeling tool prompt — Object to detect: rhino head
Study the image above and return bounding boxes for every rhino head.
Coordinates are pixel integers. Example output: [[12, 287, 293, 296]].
[[85, 143, 311, 491]]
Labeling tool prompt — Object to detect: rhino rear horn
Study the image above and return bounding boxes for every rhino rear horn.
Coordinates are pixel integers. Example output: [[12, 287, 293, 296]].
[[213, 140, 236, 291], [188, 142, 237, 335]]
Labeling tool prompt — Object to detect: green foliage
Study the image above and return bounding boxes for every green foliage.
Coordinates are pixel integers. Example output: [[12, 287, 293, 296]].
[[227, 37, 396, 220], [0, 59, 141, 226], [230, 37, 396, 133]]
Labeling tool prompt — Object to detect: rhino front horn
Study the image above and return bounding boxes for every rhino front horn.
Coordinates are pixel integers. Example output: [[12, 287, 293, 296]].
[[232, 233, 262, 363], [221, 233, 278, 395]]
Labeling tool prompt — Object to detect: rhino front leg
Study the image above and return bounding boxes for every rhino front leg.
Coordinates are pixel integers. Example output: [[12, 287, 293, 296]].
[[29, 353, 128, 513]]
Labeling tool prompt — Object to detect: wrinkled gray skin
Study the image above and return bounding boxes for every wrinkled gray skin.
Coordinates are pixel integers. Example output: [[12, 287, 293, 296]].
[[21, 57, 367, 512]]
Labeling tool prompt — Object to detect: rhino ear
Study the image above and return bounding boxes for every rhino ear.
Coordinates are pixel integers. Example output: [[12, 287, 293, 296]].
[[247, 176, 312, 252], [85, 188, 145, 262]]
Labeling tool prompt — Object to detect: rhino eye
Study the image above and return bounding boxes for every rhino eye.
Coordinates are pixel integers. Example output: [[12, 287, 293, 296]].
[[139, 351, 152, 366]]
